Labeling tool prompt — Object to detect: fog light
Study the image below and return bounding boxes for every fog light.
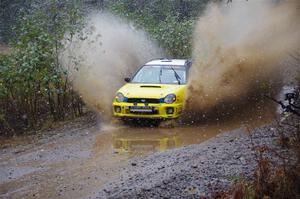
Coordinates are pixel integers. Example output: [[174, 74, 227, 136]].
[[166, 107, 174, 114], [114, 106, 121, 113]]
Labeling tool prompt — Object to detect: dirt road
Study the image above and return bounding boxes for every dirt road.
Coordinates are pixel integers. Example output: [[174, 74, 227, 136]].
[[0, 104, 273, 199]]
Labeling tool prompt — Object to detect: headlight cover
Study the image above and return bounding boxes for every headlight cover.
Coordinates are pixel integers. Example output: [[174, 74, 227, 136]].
[[115, 92, 125, 102], [164, 94, 176, 104]]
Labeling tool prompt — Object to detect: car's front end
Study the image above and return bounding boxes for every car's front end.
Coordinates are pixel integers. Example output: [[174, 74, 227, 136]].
[[112, 84, 186, 119]]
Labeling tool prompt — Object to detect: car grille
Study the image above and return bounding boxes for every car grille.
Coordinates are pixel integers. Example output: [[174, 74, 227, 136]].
[[127, 98, 161, 104], [125, 106, 159, 115], [129, 110, 159, 115]]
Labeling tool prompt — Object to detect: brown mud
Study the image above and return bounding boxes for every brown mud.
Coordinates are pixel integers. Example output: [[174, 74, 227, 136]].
[[0, 102, 274, 199]]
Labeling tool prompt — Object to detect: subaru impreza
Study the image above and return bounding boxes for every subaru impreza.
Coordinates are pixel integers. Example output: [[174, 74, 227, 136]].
[[112, 58, 191, 120]]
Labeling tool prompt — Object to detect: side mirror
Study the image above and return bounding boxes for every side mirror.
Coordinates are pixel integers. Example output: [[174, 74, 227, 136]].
[[124, 77, 131, 83]]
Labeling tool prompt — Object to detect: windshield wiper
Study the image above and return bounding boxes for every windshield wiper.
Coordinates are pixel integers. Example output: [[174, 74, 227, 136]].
[[159, 67, 162, 83], [171, 66, 181, 85]]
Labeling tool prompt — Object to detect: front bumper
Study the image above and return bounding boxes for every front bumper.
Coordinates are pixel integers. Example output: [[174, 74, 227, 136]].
[[112, 102, 183, 119]]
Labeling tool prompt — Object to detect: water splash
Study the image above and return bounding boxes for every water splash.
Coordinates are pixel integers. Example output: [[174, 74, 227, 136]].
[[185, 0, 300, 118], [61, 13, 163, 120]]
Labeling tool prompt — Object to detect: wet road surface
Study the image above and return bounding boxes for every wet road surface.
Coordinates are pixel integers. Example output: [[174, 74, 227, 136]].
[[0, 105, 274, 199]]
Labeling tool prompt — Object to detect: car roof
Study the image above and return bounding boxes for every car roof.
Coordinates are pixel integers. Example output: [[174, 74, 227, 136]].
[[145, 58, 188, 66]]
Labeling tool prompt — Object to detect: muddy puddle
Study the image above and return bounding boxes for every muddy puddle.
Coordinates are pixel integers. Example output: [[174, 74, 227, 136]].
[[0, 103, 275, 199], [95, 125, 235, 158], [94, 120, 271, 158]]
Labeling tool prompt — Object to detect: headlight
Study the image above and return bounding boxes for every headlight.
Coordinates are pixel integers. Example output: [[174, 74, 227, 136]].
[[164, 94, 176, 104], [115, 93, 125, 102]]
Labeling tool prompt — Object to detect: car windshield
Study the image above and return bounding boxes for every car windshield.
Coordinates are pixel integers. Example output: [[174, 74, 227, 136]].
[[131, 65, 187, 84]]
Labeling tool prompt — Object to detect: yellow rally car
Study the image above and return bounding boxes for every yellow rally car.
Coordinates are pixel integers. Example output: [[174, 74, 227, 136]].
[[112, 58, 191, 119]]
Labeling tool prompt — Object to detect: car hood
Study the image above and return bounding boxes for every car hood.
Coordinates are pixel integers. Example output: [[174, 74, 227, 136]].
[[117, 83, 186, 99]]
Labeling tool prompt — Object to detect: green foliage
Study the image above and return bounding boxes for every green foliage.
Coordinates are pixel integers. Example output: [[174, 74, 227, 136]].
[[107, 0, 208, 57], [0, 0, 84, 134], [152, 16, 194, 57]]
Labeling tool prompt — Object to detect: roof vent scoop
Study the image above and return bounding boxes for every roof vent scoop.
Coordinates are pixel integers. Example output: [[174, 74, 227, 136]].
[[140, 85, 161, 88]]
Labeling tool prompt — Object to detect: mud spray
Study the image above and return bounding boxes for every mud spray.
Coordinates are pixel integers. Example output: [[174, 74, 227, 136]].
[[184, 0, 300, 121], [63, 1, 300, 122], [61, 13, 162, 120]]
